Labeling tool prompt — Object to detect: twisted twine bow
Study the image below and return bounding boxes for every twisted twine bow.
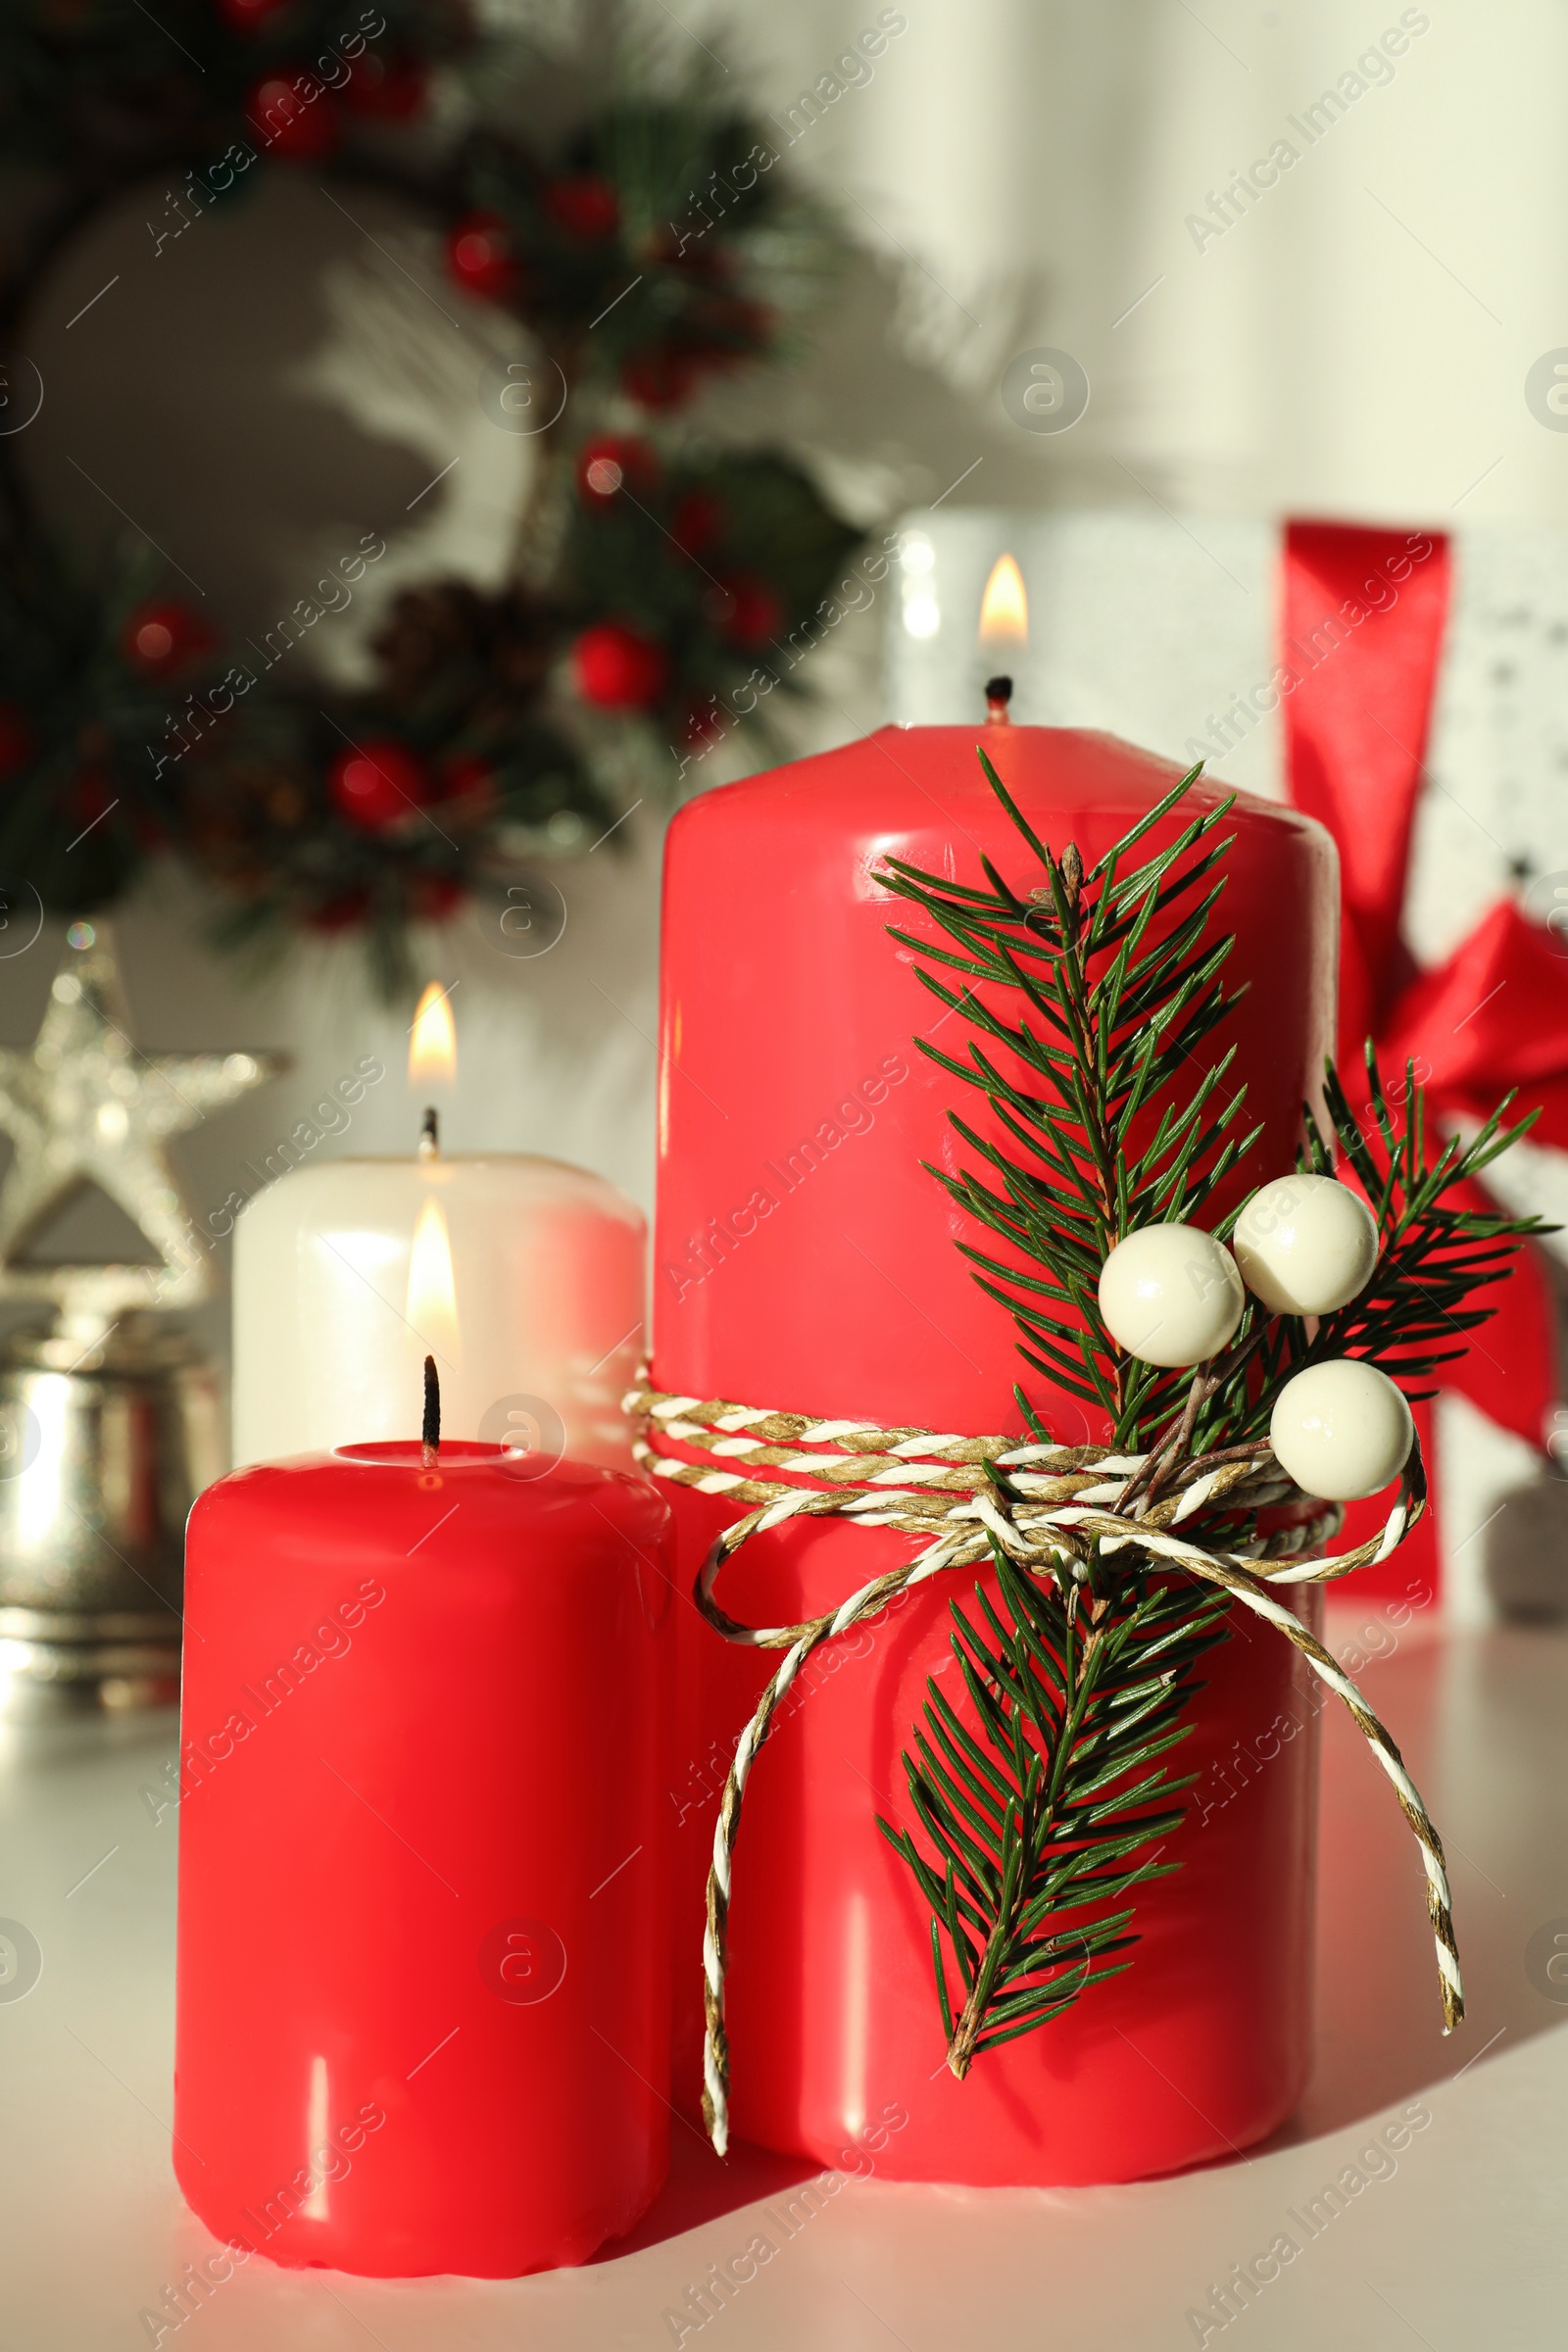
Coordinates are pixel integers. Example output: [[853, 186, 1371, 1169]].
[[626, 1378, 1462, 2157]]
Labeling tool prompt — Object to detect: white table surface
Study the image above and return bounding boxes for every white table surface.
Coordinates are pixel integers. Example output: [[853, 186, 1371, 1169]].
[[4, 1613, 1567, 2351]]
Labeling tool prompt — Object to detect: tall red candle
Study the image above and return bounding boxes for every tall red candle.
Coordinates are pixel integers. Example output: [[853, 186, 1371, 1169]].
[[173, 1442, 672, 2277], [654, 724, 1339, 2182]]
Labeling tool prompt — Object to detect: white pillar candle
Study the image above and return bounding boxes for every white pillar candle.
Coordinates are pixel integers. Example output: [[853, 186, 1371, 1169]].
[[230, 990, 645, 1469]]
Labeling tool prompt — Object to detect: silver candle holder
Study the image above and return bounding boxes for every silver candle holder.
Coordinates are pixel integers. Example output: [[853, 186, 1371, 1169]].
[[0, 924, 283, 1712]]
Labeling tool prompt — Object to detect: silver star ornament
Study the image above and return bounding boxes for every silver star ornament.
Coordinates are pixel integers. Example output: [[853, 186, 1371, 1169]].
[[0, 925, 285, 1321]]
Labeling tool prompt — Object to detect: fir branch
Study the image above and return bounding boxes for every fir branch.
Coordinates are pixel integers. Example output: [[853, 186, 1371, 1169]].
[[1210, 1050, 1554, 1448], [878, 1551, 1230, 2077], [879, 750, 1545, 2082], [878, 756, 1251, 1448]]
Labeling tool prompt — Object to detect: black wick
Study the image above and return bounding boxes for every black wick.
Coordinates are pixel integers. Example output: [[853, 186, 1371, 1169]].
[[421, 1354, 440, 1465]]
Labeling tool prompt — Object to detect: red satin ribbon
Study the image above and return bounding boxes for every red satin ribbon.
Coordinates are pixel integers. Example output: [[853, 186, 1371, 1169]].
[[1280, 520, 1568, 1597]]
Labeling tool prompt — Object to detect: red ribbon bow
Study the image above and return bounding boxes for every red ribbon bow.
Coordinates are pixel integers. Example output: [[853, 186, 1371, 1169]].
[[1280, 521, 1568, 1596]]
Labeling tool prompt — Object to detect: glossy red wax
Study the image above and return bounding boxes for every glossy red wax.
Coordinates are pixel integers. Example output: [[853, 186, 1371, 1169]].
[[654, 725, 1340, 2182], [656, 727, 1337, 1427], [685, 1496, 1322, 2180], [173, 1443, 673, 2277]]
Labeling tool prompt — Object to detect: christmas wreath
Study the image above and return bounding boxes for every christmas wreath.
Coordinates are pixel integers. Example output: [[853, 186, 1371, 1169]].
[[0, 1, 861, 989]]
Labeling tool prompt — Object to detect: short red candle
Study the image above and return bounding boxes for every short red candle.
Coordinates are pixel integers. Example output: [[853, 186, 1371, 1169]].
[[173, 1443, 672, 2277], [655, 725, 1340, 2182]]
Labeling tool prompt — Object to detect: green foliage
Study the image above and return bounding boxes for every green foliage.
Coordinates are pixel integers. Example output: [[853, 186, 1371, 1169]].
[[880, 756, 1259, 1453], [1221, 1047, 1551, 1448], [0, 543, 187, 911], [562, 450, 862, 728], [470, 89, 841, 395], [878, 1555, 1230, 2077], [0, 2, 464, 158]]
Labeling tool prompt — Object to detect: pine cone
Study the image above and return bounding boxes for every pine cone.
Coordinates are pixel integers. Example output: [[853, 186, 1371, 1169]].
[[371, 581, 557, 713]]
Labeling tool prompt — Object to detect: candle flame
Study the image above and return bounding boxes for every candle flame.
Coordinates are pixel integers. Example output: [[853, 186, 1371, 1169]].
[[978, 554, 1028, 646], [409, 983, 457, 1086], [407, 1197, 461, 1367]]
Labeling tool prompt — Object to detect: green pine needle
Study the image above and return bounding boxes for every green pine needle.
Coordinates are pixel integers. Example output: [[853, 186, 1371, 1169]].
[[878, 760, 1252, 1451], [876, 1553, 1231, 2077]]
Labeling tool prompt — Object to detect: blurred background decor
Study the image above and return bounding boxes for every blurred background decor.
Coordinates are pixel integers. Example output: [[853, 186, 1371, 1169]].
[[0, 921, 282, 1711], [0, 0, 860, 991]]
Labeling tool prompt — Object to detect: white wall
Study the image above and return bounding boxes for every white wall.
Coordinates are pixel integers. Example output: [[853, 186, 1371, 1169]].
[[727, 0, 1568, 529]]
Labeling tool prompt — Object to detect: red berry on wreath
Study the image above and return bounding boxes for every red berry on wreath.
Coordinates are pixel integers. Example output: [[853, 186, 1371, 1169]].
[[620, 343, 698, 411], [446, 211, 521, 305], [699, 293, 775, 349], [245, 74, 339, 159], [328, 739, 431, 831], [542, 175, 620, 241], [681, 697, 727, 751], [217, 0, 293, 29], [122, 600, 216, 675], [340, 55, 429, 121], [710, 573, 783, 649], [70, 770, 116, 828], [669, 489, 724, 556], [571, 621, 670, 712], [128, 802, 171, 852], [306, 888, 371, 934], [668, 299, 776, 396], [411, 874, 466, 923], [439, 754, 497, 813], [0, 703, 33, 778], [574, 435, 657, 503]]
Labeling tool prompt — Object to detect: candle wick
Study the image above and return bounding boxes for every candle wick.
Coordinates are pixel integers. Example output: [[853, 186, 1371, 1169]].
[[421, 1353, 440, 1465], [418, 1106, 439, 1160], [984, 673, 1013, 725]]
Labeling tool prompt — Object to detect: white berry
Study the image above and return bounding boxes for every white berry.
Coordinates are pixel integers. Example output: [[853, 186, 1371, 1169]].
[[1269, 1359, 1413, 1500], [1098, 1223, 1245, 1367], [1233, 1173, 1379, 1316]]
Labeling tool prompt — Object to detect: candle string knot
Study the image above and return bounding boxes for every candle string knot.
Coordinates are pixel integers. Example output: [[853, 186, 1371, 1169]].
[[625, 1375, 1460, 2158]]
